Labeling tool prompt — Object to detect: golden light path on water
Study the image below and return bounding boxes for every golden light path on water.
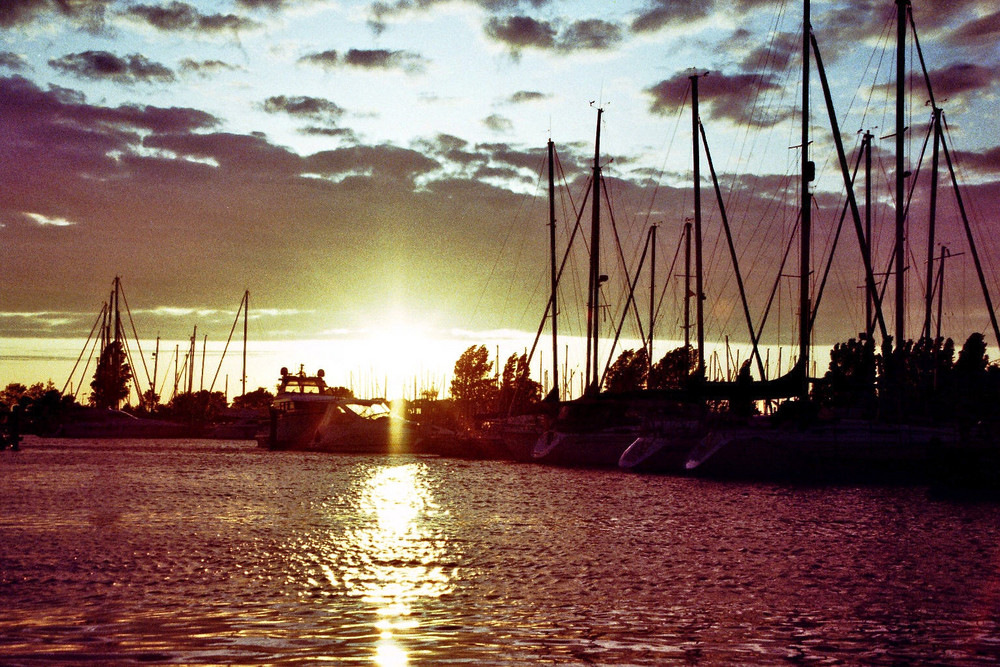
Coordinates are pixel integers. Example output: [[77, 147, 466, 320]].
[[344, 463, 452, 666]]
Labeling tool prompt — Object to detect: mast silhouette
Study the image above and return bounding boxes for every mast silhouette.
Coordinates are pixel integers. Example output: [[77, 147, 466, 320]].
[[585, 106, 604, 394], [799, 0, 812, 396], [547, 139, 559, 399]]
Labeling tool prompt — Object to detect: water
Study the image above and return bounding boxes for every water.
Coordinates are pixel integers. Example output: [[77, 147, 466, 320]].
[[2, 438, 998, 665]]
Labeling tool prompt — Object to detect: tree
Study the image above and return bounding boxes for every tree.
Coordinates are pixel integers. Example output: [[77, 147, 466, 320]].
[[498, 352, 542, 414], [0, 383, 28, 408], [812, 336, 878, 414], [604, 348, 648, 393], [649, 345, 699, 390], [232, 387, 275, 411], [90, 341, 132, 409], [167, 390, 228, 423], [450, 345, 497, 416]]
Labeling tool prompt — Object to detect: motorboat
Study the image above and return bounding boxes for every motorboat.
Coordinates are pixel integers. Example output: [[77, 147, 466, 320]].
[[257, 366, 418, 453]]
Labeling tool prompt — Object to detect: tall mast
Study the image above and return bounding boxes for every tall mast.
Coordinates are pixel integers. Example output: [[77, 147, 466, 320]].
[[691, 74, 706, 379], [648, 223, 657, 380], [684, 221, 692, 357], [894, 0, 907, 345], [923, 107, 942, 339], [585, 106, 603, 393], [242, 289, 249, 397], [864, 131, 873, 333], [800, 0, 812, 396], [547, 140, 559, 399]]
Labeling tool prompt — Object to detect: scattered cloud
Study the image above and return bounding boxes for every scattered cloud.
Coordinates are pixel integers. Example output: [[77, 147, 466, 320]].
[[123, 2, 260, 33], [484, 15, 623, 56], [49, 51, 175, 83], [0, 0, 112, 31], [299, 48, 427, 74], [23, 212, 76, 227], [485, 16, 555, 52], [0, 51, 27, 70], [646, 70, 792, 127], [947, 10, 1000, 47], [508, 90, 548, 104], [263, 95, 345, 123], [630, 0, 710, 34], [178, 58, 242, 76], [483, 114, 513, 133]]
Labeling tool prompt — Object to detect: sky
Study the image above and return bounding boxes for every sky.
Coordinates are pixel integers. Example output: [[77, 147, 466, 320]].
[[3, 0, 1000, 396]]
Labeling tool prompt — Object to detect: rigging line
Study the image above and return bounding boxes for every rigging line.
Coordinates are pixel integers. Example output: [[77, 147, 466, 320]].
[[601, 175, 647, 346], [74, 331, 103, 403], [757, 211, 800, 346], [600, 228, 654, 387], [652, 225, 686, 338], [641, 87, 690, 232], [468, 150, 546, 323], [700, 120, 765, 378], [62, 303, 107, 396], [810, 142, 864, 334], [118, 282, 152, 391], [942, 115, 1000, 285], [940, 122, 1000, 349], [209, 292, 245, 393], [119, 319, 140, 405]]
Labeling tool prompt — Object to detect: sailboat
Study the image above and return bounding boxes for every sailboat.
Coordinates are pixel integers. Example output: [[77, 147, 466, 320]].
[[680, 0, 969, 483]]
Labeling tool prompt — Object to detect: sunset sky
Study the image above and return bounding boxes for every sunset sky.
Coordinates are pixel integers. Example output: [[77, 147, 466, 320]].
[[3, 0, 1000, 394]]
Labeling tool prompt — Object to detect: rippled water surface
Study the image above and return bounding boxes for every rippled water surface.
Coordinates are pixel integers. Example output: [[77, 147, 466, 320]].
[[2, 437, 999, 665]]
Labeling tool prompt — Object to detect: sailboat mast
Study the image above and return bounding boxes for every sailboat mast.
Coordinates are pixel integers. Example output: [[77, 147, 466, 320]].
[[586, 107, 603, 392], [547, 140, 559, 398], [648, 223, 656, 378], [800, 0, 812, 396], [895, 0, 907, 345], [923, 107, 942, 339], [684, 221, 692, 356], [242, 289, 249, 398], [865, 131, 873, 333], [691, 74, 706, 379]]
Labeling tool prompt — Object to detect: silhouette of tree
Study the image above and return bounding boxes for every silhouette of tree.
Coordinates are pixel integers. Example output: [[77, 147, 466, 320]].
[[232, 387, 274, 411], [812, 335, 878, 415], [450, 345, 497, 416], [167, 390, 228, 423], [498, 352, 542, 414], [90, 341, 132, 409], [604, 348, 648, 393], [649, 345, 698, 390]]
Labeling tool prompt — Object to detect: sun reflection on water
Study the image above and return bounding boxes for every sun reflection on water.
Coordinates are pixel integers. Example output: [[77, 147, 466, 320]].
[[341, 462, 452, 664]]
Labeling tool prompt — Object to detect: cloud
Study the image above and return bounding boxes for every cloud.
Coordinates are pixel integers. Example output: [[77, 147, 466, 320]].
[[23, 212, 77, 226], [630, 0, 711, 34], [124, 2, 260, 33], [483, 114, 513, 133], [49, 51, 175, 83], [646, 70, 792, 127], [509, 90, 548, 104], [484, 15, 623, 56], [947, 10, 1000, 47], [263, 95, 345, 122], [179, 58, 243, 76], [948, 146, 1000, 176], [559, 19, 622, 51], [0, 52, 27, 71], [365, 0, 556, 34], [928, 63, 1000, 103], [0, 0, 112, 31], [298, 48, 427, 73], [484, 16, 556, 52]]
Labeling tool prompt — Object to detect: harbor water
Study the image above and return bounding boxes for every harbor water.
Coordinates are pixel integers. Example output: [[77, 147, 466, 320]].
[[2, 438, 998, 665]]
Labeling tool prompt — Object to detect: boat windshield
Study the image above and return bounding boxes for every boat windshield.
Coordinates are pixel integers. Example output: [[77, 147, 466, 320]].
[[344, 402, 391, 419]]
